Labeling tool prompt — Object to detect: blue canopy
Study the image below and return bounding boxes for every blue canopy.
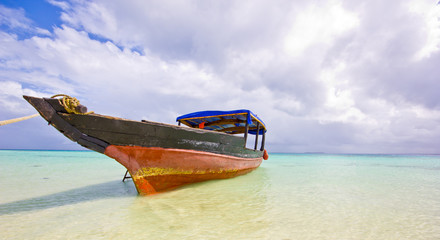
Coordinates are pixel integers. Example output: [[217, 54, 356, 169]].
[[176, 109, 267, 135]]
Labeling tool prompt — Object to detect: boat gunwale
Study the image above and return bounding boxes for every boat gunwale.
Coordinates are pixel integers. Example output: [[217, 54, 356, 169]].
[[85, 113, 245, 138]]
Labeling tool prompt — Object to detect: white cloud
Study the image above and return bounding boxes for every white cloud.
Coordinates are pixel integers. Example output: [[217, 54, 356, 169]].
[[0, 81, 44, 114], [407, 0, 440, 60], [46, 0, 71, 11], [1, 0, 440, 153], [0, 5, 51, 36], [284, 1, 359, 57], [0, 5, 31, 29]]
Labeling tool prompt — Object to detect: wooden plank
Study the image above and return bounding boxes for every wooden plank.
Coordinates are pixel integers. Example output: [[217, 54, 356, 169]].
[[23, 96, 82, 141], [260, 131, 266, 151], [23, 96, 108, 153], [219, 126, 260, 134], [43, 98, 68, 113], [254, 122, 260, 150], [204, 119, 243, 127], [75, 127, 261, 158], [24, 96, 264, 157], [244, 114, 249, 147], [62, 113, 262, 157]]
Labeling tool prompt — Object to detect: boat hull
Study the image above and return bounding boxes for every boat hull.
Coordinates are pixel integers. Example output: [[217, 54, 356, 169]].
[[23, 95, 265, 195], [105, 145, 262, 194]]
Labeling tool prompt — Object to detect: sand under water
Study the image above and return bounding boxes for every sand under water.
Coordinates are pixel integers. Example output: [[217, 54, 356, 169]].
[[0, 150, 439, 239]]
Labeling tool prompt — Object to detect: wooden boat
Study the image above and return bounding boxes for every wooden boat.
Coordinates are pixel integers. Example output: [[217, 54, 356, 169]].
[[24, 95, 268, 195]]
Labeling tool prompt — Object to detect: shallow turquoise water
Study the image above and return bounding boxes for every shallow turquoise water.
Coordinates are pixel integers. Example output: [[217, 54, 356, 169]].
[[0, 150, 439, 239]]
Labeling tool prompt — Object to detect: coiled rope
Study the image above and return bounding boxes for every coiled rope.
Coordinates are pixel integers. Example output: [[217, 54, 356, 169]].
[[51, 94, 93, 115]]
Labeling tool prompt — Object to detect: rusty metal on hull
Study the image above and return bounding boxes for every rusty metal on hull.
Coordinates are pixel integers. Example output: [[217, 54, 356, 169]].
[[104, 145, 263, 195]]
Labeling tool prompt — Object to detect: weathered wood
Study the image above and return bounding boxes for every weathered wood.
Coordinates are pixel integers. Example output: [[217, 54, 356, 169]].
[[204, 119, 243, 127], [23, 96, 109, 153], [78, 134, 108, 153], [219, 126, 260, 134], [24, 96, 262, 157], [59, 113, 262, 158], [260, 131, 266, 151], [75, 104, 88, 114], [43, 98, 68, 113], [24, 96, 82, 141], [244, 113, 249, 147], [254, 122, 260, 150]]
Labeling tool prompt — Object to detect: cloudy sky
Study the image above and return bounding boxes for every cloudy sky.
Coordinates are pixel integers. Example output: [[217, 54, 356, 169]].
[[1, 0, 439, 154]]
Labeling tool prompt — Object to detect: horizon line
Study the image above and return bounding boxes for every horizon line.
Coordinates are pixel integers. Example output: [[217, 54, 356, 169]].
[[0, 149, 439, 156]]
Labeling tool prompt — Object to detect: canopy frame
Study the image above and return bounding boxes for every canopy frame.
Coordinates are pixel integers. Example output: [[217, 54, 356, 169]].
[[176, 110, 267, 150]]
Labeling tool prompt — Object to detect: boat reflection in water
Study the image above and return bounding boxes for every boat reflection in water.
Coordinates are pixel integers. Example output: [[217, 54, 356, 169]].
[[127, 166, 271, 239]]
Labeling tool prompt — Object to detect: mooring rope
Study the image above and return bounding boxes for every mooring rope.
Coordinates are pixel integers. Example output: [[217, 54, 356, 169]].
[[1, 94, 93, 126], [51, 94, 94, 115], [0, 114, 40, 126]]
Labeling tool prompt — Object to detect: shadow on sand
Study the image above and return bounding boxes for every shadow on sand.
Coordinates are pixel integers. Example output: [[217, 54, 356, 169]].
[[0, 180, 137, 215]]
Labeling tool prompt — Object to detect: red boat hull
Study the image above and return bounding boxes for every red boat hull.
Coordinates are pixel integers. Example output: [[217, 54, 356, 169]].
[[104, 145, 263, 195]]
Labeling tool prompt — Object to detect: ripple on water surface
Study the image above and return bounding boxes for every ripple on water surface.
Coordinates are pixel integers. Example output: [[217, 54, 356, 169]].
[[0, 151, 439, 239]]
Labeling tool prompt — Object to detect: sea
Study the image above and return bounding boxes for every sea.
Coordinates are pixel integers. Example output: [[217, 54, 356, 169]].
[[0, 150, 439, 240]]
